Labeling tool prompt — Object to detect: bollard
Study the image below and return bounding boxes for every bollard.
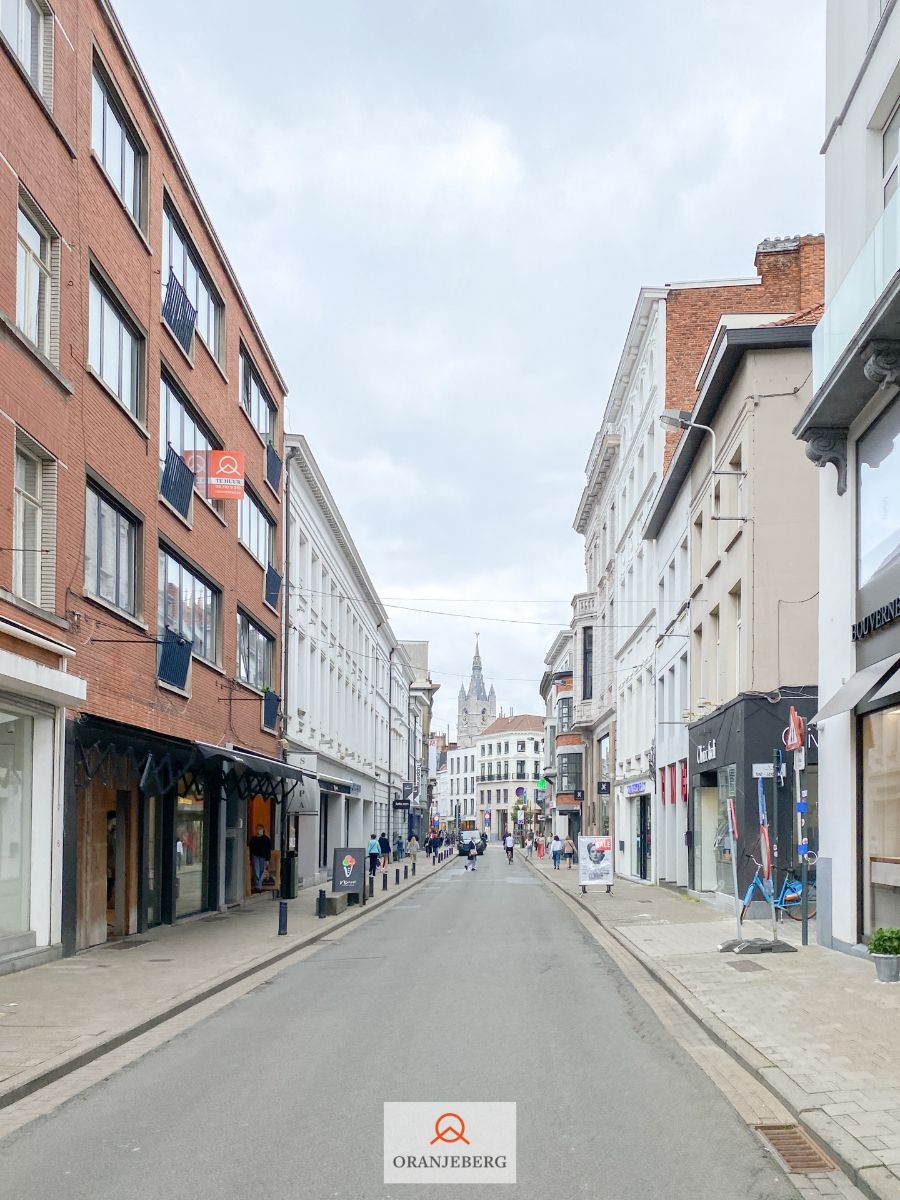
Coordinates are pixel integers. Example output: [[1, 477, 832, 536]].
[[382, 871, 388, 891], [368, 875, 374, 898], [278, 899, 288, 935], [404, 864, 408, 880], [412, 861, 416, 876], [317, 889, 326, 919], [395, 868, 400, 886]]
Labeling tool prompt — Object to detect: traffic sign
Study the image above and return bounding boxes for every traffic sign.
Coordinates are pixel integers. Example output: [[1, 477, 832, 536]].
[[785, 706, 805, 752], [752, 763, 774, 778]]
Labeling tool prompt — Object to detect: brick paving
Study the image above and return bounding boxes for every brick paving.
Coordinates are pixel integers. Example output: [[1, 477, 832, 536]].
[[525, 853, 900, 1200], [0, 849, 455, 1112]]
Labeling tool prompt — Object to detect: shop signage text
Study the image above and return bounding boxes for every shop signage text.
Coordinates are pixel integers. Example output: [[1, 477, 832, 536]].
[[852, 596, 900, 642], [696, 739, 717, 765], [625, 780, 649, 795]]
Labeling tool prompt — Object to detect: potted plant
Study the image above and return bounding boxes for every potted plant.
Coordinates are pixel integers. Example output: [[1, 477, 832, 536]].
[[869, 927, 900, 983]]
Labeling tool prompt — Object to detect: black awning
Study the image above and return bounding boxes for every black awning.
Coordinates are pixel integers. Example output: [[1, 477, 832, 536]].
[[194, 741, 310, 783]]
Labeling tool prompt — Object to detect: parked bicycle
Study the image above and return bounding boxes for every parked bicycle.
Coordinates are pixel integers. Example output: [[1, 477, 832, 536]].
[[739, 853, 816, 923]]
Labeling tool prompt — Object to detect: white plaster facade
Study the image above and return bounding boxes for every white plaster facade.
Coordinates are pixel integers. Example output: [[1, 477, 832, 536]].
[[475, 716, 545, 840], [446, 743, 479, 831], [284, 435, 414, 885]]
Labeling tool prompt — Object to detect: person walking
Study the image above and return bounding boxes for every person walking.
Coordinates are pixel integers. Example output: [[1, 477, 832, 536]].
[[394, 834, 404, 862], [465, 842, 478, 872], [248, 824, 271, 892], [504, 831, 514, 864], [550, 833, 563, 870], [367, 833, 381, 878], [536, 834, 545, 860], [525, 833, 534, 859], [563, 835, 576, 869], [378, 831, 391, 871], [430, 834, 438, 866], [407, 834, 419, 865]]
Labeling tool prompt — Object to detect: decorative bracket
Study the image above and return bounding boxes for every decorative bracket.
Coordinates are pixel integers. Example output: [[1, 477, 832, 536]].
[[861, 338, 900, 390], [803, 427, 848, 496]]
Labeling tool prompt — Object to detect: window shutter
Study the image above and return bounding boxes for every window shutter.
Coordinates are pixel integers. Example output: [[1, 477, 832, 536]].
[[48, 237, 60, 366], [263, 690, 280, 731], [158, 627, 191, 690], [162, 270, 197, 354], [160, 444, 194, 518], [42, 13, 54, 111], [265, 564, 282, 610], [265, 442, 282, 492], [40, 458, 57, 611]]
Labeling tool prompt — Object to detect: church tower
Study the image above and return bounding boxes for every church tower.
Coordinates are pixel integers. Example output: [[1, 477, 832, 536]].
[[456, 636, 497, 746]]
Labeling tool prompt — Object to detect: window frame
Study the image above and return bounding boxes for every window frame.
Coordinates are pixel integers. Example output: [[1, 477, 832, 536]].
[[238, 486, 276, 568], [236, 608, 276, 693], [239, 346, 277, 444], [88, 271, 145, 420], [13, 443, 42, 605], [158, 370, 223, 513], [1, 0, 51, 102], [158, 544, 221, 668], [16, 199, 53, 359], [161, 199, 224, 363], [90, 60, 146, 229], [84, 481, 141, 617], [884, 96, 900, 207]]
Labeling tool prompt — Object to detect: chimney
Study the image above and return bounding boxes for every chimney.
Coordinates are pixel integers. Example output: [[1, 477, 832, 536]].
[[798, 234, 825, 312]]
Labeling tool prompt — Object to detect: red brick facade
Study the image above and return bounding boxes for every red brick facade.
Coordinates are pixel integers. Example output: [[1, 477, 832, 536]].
[[0, 0, 286, 751], [662, 235, 824, 469]]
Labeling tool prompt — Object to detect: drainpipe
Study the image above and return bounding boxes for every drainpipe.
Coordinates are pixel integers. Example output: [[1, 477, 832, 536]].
[[387, 645, 395, 844], [280, 447, 301, 868]]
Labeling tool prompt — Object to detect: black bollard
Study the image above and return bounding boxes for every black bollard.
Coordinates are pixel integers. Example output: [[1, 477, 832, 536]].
[[404, 864, 408, 880], [368, 875, 374, 898], [278, 899, 288, 935], [317, 889, 326, 919], [382, 871, 388, 891], [412, 862, 416, 876], [395, 868, 400, 886]]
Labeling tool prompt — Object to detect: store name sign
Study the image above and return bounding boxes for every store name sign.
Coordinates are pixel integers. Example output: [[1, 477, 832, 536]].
[[852, 596, 900, 642], [625, 780, 648, 795], [696, 739, 717, 765]]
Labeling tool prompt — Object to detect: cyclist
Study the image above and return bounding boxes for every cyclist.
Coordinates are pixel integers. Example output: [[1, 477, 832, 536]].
[[503, 831, 514, 864]]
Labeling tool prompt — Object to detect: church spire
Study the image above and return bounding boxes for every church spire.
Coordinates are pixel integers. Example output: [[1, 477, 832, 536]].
[[467, 634, 488, 702]]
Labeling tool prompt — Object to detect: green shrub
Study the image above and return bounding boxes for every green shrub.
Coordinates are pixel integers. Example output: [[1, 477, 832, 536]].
[[869, 927, 900, 955]]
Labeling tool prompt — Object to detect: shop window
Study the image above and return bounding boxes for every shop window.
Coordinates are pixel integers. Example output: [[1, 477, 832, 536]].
[[0, 708, 33, 935], [862, 708, 900, 934]]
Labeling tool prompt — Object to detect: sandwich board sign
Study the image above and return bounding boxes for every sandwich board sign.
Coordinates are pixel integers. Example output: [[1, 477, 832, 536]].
[[332, 847, 365, 895]]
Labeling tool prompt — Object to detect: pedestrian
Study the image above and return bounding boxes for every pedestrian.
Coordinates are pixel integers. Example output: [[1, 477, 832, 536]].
[[504, 830, 514, 864], [525, 833, 534, 859], [367, 832, 381, 877], [431, 834, 438, 866], [465, 842, 478, 872], [550, 833, 562, 870], [248, 824, 271, 892], [537, 834, 545, 859], [394, 834, 404, 862], [563, 835, 576, 869], [378, 831, 391, 871], [407, 834, 419, 865]]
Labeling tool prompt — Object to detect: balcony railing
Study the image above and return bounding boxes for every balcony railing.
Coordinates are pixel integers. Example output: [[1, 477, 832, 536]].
[[814, 188, 900, 388], [572, 591, 596, 619]]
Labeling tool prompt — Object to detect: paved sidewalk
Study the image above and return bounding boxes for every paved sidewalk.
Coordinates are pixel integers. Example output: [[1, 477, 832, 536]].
[[0, 849, 455, 1111], [524, 853, 900, 1200]]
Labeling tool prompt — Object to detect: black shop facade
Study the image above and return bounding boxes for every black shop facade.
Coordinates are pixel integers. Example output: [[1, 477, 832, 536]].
[[687, 690, 819, 906]]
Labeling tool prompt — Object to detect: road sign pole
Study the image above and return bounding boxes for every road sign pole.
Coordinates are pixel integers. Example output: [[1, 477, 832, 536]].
[[728, 797, 742, 944], [768, 766, 779, 943]]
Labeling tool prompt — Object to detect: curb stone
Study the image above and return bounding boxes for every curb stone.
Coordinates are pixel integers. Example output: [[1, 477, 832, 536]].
[[0, 851, 457, 1113], [525, 856, 898, 1200]]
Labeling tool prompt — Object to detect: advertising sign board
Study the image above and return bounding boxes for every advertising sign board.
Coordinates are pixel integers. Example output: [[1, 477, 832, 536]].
[[331, 847, 365, 894]]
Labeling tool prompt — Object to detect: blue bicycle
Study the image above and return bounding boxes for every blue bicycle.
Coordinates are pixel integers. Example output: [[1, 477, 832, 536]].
[[740, 853, 816, 923]]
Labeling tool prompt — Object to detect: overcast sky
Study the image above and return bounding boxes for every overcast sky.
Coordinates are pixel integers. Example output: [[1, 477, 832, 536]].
[[115, 0, 825, 737]]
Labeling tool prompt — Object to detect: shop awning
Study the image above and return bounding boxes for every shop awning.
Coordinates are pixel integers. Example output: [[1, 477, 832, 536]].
[[318, 773, 354, 795], [194, 741, 311, 783], [813, 653, 900, 723]]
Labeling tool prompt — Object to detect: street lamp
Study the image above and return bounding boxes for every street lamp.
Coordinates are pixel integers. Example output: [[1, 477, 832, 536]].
[[659, 410, 720, 472]]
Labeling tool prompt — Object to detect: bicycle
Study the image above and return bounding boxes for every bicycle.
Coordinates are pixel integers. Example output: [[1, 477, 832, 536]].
[[739, 853, 816, 923]]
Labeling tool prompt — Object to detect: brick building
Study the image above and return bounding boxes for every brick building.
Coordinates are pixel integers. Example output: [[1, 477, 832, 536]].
[[0, 0, 301, 969]]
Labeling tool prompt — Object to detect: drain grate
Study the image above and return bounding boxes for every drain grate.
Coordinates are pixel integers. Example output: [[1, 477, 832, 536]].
[[755, 1125, 837, 1172]]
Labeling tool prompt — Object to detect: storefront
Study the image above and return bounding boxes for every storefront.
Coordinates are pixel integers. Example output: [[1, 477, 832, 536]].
[[0, 623, 86, 974], [688, 691, 818, 907], [617, 778, 653, 881], [66, 716, 309, 952]]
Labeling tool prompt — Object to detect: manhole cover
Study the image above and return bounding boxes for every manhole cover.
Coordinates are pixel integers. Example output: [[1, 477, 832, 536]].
[[755, 1125, 836, 1172], [727, 960, 766, 972]]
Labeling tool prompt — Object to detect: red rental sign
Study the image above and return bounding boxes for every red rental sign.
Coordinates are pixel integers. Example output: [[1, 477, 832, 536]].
[[207, 451, 245, 499]]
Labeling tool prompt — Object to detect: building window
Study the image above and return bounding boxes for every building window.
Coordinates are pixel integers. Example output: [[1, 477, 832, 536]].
[[1, 0, 50, 98], [85, 484, 138, 615], [858, 398, 900, 587], [598, 733, 609, 780], [236, 610, 275, 691], [516, 740, 525, 752], [516, 760, 526, 779], [88, 275, 143, 418], [158, 547, 220, 666], [558, 753, 583, 793], [159, 373, 221, 509], [558, 697, 573, 732], [91, 65, 144, 225], [16, 201, 54, 358], [162, 203, 223, 360], [238, 489, 275, 567], [13, 434, 55, 609], [884, 99, 900, 206], [240, 348, 276, 442], [582, 626, 593, 700]]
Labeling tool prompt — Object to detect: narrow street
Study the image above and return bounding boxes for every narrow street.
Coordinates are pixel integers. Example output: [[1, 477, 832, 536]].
[[1, 847, 794, 1199]]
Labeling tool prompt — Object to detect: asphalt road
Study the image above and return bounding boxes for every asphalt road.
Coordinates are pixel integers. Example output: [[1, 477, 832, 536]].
[[1, 847, 795, 1199]]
